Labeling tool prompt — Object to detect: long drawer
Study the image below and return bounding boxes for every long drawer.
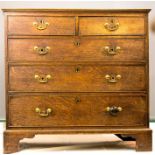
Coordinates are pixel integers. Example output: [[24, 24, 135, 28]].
[[8, 38, 145, 62], [8, 93, 147, 127], [8, 16, 75, 35], [9, 65, 146, 92], [79, 17, 145, 35]]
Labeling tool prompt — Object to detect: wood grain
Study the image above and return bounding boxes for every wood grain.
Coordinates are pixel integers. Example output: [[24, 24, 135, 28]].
[[3, 9, 152, 153], [3, 128, 152, 153], [79, 17, 145, 35], [9, 65, 146, 92], [8, 38, 145, 62], [8, 93, 147, 127], [8, 16, 75, 35]]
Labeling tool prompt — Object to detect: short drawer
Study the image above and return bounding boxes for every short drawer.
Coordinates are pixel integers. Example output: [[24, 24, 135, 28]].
[[8, 93, 147, 127], [8, 38, 145, 62], [79, 17, 145, 35], [9, 65, 146, 92], [8, 16, 75, 35]]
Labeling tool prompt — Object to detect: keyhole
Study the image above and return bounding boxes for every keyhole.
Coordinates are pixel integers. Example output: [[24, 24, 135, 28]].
[[77, 42, 80, 46], [111, 76, 115, 80], [111, 19, 114, 23], [75, 97, 81, 103], [75, 67, 80, 72]]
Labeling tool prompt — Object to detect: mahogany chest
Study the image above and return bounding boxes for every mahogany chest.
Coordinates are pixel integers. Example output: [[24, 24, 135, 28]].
[[3, 9, 152, 153]]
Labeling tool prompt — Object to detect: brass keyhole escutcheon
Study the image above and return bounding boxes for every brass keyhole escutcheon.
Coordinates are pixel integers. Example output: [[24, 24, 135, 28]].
[[75, 97, 81, 104], [75, 66, 81, 72], [74, 41, 80, 46]]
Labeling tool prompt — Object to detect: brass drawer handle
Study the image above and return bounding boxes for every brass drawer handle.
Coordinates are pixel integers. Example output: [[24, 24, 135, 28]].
[[34, 74, 51, 83], [34, 46, 50, 55], [104, 46, 121, 56], [106, 106, 122, 116], [33, 19, 49, 30], [105, 74, 121, 83], [35, 107, 52, 117], [104, 18, 119, 31]]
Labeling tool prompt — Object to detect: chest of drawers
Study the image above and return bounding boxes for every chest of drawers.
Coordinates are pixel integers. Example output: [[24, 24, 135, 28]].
[[3, 9, 152, 153]]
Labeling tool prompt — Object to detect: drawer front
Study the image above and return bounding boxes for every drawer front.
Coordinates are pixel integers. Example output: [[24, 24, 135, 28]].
[[8, 94, 147, 127], [8, 38, 145, 61], [79, 17, 145, 35], [9, 65, 146, 92], [8, 16, 75, 35]]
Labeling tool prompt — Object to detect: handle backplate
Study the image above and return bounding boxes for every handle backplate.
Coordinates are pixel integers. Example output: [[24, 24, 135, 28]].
[[104, 46, 121, 56], [104, 18, 119, 31], [106, 106, 122, 116], [34, 74, 51, 83], [34, 46, 50, 55], [105, 74, 121, 83], [33, 19, 49, 30]]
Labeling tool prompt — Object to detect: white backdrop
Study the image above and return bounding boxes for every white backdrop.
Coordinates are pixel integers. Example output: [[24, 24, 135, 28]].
[[0, 0, 155, 120]]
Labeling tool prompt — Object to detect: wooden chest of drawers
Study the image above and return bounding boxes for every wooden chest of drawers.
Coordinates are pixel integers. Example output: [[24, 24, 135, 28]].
[[3, 9, 152, 153]]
